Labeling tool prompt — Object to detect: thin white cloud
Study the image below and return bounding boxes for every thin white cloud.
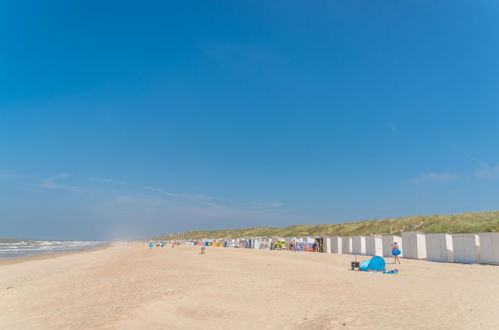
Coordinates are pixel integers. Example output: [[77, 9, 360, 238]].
[[36, 173, 85, 192], [464, 153, 499, 180], [143, 186, 179, 198], [464, 153, 491, 169], [0, 171, 28, 180], [248, 202, 284, 209], [474, 165, 499, 179], [143, 186, 214, 203], [412, 172, 458, 184], [140, 185, 288, 221], [4, 171, 290, 235], [89, 177, 112, 183]]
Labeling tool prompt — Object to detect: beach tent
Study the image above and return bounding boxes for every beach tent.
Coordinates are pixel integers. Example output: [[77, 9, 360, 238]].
[[329, 236, 342, 254], [341, 237, 352, 254], [382, 235, 403, 257], [452, 234, 480, 264], [271, 238, 286, 250], [365, 236, 383, 257], [352, 236, 366, 255], [425, 234, 454, 262], [478, 232, 499, 264], [359, 256, 386, 272], [402, 232, 427, 259]]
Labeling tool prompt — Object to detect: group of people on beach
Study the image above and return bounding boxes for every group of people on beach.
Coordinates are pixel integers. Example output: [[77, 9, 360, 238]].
[[148, 241, 166, 248], [148, 239, 402, 264], [284, 239, 401, 264]]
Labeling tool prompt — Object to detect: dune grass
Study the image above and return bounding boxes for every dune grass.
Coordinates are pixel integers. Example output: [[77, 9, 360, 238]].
[[154, 210, 499, 240]]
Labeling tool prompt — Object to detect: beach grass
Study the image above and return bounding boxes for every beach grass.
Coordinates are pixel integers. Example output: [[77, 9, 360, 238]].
[[154, 210, 499, 240]]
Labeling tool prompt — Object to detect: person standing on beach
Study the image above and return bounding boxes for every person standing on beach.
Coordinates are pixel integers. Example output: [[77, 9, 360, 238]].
[[392, 242, 401, 264]]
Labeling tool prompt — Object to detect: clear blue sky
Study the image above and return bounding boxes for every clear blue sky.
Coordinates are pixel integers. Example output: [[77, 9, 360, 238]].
[[2, 1, 499, 240]]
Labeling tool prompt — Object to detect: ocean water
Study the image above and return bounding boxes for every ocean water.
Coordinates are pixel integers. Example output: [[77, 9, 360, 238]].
[[0, 239, 108, 259]]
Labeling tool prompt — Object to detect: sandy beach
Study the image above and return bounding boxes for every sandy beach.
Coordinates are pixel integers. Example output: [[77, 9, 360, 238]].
[[0, 243, 498, 330]]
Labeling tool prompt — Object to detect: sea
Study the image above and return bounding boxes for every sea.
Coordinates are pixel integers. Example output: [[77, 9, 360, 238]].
[[0, 239, 108, 259]]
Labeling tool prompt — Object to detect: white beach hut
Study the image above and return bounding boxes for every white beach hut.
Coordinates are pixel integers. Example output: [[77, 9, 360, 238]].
[[341, 237, 352, 254], [254, 238, 270, 250], [352, 236, 366, 255], [245, 238, 254, 248], [425, 233, 453, 262], [402, 232, 427, 259], [315, 236, 327, 252], [330, 236, 343, 254], [365, 236, 383, 257], [452, 234, 480, 264], [325, 237, 332, 253], [478, 232, 499, 264], [253, 238, 260, 249], [382, 235, 403, 257]]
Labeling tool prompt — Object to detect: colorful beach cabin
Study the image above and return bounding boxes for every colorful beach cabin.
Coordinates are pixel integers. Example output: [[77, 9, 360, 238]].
[[425, 233, 454, 263]]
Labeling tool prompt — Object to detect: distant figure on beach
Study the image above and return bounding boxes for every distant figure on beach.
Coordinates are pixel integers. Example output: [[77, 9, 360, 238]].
[[313, 239, 321, 252], [289, 240, 295, 251], [392, 242, 401, 264]]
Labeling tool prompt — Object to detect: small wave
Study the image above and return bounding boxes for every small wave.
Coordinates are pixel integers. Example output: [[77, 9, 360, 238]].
[[0, 241, 108, 259]]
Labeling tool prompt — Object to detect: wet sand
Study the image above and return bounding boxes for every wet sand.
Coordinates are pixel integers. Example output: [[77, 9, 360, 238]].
[[0, 243, 498, 329]]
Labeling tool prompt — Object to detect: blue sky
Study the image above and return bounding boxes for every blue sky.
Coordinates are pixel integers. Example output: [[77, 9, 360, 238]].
[[2, 1, 499, 240]]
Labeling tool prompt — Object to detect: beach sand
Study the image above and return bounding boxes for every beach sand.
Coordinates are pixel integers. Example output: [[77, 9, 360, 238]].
[[0, 243, 498, 329]]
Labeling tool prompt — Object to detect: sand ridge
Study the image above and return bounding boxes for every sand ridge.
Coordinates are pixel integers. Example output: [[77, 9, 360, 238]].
[[0, 243, 498, 329]]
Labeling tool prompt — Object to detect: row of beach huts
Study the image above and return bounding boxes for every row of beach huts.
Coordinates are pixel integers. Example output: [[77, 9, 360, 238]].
[[189, 232, 499, 265]]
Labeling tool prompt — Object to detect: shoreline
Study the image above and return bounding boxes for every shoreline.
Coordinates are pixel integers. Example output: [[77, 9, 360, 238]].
[[0, 243, 112, 266]]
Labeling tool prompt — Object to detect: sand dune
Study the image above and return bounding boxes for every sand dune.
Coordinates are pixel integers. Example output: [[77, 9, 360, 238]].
[[0, 243, 498, 329]]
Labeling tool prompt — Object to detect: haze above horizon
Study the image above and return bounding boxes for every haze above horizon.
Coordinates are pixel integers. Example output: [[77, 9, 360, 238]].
[[2, 1, 499, 240]]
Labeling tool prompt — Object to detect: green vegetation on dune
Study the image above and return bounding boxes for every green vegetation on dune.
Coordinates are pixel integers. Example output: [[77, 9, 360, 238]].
[[154, 210, 499, 240]]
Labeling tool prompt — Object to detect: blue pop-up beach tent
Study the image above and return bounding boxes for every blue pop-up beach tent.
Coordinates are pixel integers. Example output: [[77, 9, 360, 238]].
[[359, 256, 386, 272]]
